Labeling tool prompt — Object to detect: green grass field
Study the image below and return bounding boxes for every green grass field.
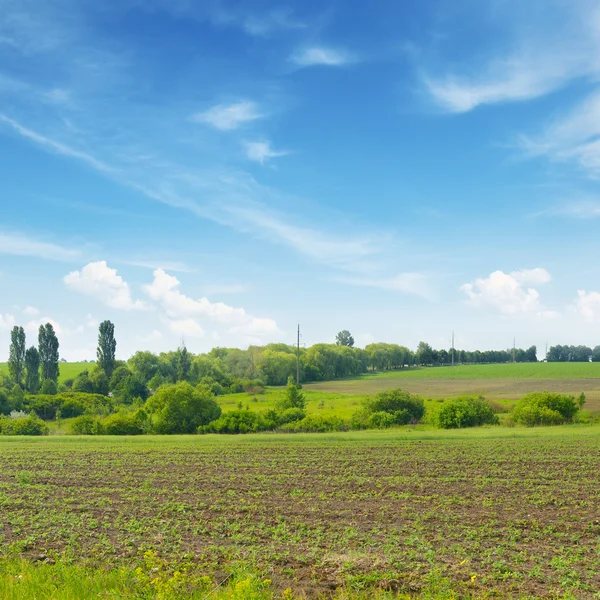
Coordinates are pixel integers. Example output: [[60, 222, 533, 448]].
[[1, 426, 599, 598], [362, 362, 600, 379]]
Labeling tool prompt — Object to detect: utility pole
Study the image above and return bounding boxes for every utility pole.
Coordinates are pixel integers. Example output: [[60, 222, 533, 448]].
[[451, 331, 455, 367], [296, 324, 300, 386]]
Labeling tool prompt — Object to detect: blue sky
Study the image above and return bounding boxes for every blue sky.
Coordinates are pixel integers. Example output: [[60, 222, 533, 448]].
[[2, 0, 600, 360]]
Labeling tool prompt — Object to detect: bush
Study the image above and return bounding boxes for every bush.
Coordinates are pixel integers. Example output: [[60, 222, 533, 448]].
[[102, 412, 145, 435], [40, 379, 58, 395], [352, 389, 425, 429], [0, 388, 10, 415], [71, 415, 105, 435], [201, 409, 277, 434], [145, 382, 221, 434], [513, 392, 584, 427], [280, 415, 348, 433], [436, 396, 499, 429], [25, 392, 112, 420], [72, 372, 94, 394], [0, 414, 49, 436]]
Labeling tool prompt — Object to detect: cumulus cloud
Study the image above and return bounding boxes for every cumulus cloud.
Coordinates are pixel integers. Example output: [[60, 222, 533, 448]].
[[192, 101, 262, 130], [575, 290, 600, 321], [24, 317, 62, 335], [144, 269, 279, 340], [22, 306, 39, 316], [460, 268, 555, 316], [64, 261, 147, 310], [290, 46, 354, 67]]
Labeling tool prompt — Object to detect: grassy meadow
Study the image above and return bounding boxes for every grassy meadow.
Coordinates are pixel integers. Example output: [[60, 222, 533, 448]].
[[0, 361, 90, 385], [1, 427, 599, 598]]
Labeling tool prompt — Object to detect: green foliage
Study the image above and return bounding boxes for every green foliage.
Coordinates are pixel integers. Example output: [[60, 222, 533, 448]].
[[145, 382, 221, 434], [280, 414, 348, 432], [8, 384, 24, 411], [8, 326, 26, 387], [352, 388, 425, 429], [0, 388, 10, 415], [24, 345, 41, 393], [102, 411, 146, 435], [40, 379, 58, 395], [38, 323, 60, 382], [276, 376, 306, 411], [335, 330, 355, 347], [71, 415, 105, 435], [89, 368, 110, 395], [436, 396, 499, 429], [97, 320, 117, 377], [201, 408, 277, 434], [110, 366, 148, 404], [513, 391, 584, 427], [72, 371, 94, 393], [0, 414, 49, 436], [25, 392, 112, 420]]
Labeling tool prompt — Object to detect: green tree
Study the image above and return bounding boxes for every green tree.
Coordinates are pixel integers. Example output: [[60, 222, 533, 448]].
[[72, 371, 94, 394], [176, 344, 191, 381], [89, 368, 110, 396], [97, 320, 117, 377], [335, 330, 355, 347], [145, 382, 221, 434], [24, 346, 40, 393], [8, 326, 26, 388], [276, 376, 306, 411], [416, 341, 434, 365], [40, 379, 58, 395], [38, 323, 60, 382], [8, 384, 24, 410]]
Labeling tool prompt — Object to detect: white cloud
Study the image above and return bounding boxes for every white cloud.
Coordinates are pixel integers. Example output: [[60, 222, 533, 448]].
[[192, 101, 262, 131], [0, 231, 81, 261], [290, 46, 354, 67], [0, 313, 16, 330], [163, 317, 205, 338], [520, 90, 600, 178], [64, 261, 147, 311], [144, 269, 280, 340], [575, 290, 600, 321], [244, 140, 289, 165], [24, 317, 62, 335], [144, 269, 247, 324], [22, 306, 40, 317], [229, 317, 280, 336], [423, 2, 600, 112], [139, 329, 163, 342], [334, 273, 431, 297], [85, 314, 99, 329], [460, 268, 554, 316], [0, 114, 112, 173], [242, 9, 305, 37]]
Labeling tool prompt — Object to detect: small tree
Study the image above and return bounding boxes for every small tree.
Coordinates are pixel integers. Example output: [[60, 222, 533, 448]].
[[145, 382, 221, 434], [176, 345, 191, 381], [276, 376, 306, 411], [97, 320, 117, 377], [8, 326, 26, 388], [38, 323, 60, 382], [40, 379, 58, 395], [335, 330, 355, 347], [24, 346, 40, 393]]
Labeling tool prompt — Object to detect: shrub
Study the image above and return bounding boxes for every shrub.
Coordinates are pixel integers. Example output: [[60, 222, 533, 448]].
[[72, 372, 94, 394], [145, 382, 221, 434], [201, 409, 277, 434], [436, 396, 499, 429], [71, 415, 105, 435], [352, 389, 425, 429], [513, 392, 584, 427], [102, 412, 145, 435], [0, 388, 10, 416], [40, 379, 58, 395], [280, 415, 348, 433], [25, 392, 112, 420], [0, 414, 49, 436]]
